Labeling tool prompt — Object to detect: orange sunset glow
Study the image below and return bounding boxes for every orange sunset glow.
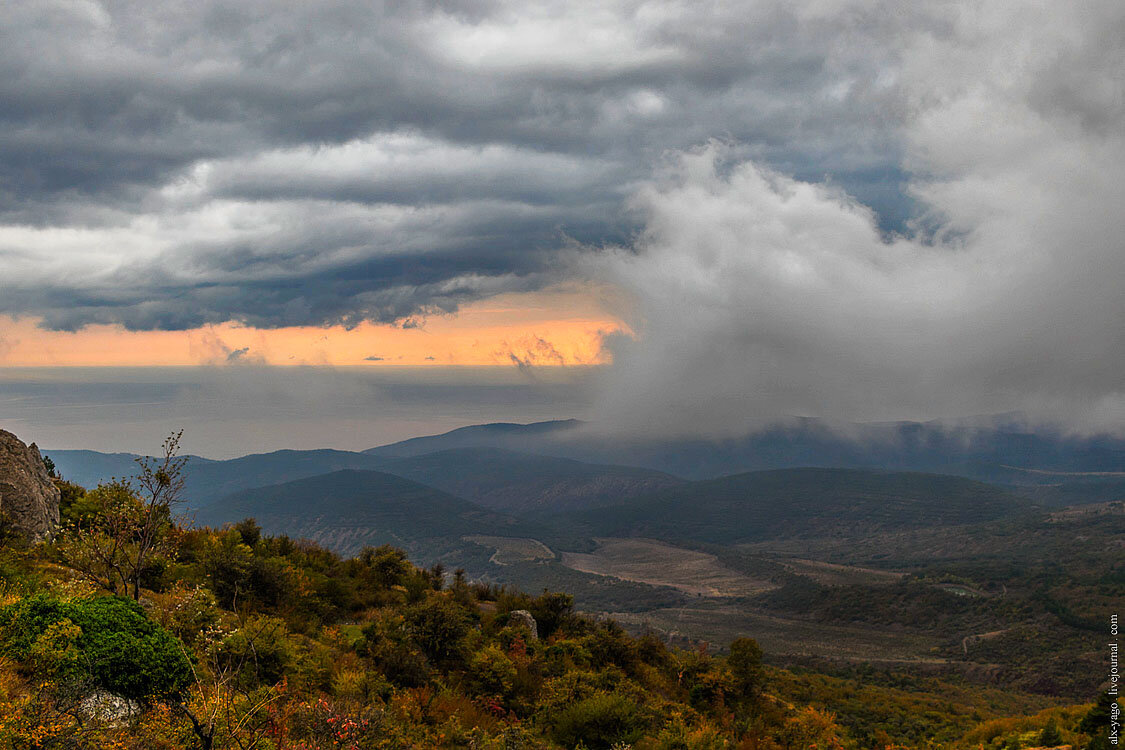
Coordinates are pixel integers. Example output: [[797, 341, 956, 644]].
[[0, 288, 628, 368]]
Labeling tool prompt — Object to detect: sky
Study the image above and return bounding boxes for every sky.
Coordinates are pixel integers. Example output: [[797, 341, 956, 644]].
[[1, 0, 1124, 454]]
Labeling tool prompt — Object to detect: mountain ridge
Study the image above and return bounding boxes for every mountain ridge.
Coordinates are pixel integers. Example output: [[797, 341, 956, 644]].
[[381, 446, 684, 515], [196, 468, 537, 558], [363, 417, 1125, 495], [560, 467, 1036, 545]]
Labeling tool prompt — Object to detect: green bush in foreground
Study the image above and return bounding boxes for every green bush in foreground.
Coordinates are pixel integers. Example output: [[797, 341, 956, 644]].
[[0, 592, 192, 699], [550, 692, 646, 749]]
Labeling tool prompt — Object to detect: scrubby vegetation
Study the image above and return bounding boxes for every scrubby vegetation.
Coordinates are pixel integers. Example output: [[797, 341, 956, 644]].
[[730, 503, 1124, 701], [0, 441, 1116, 749]]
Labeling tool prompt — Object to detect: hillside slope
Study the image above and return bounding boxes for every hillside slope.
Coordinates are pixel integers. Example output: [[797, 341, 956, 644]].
[[364, 419, 584, 457], [196, 469, 536, 557], [50, 443, 681, 518], [383, 447, 684, 516], [564, 468, 1034, 545]]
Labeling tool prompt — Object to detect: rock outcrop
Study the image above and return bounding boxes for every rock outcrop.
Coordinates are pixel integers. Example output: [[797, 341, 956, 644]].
[[508, 609, 538, 640], [0, 429, 60, 541], [78, 689, 141, 728]]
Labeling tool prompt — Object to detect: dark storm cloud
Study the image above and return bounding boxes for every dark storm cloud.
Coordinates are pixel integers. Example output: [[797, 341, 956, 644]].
[[0, 0, 912, 330], [589, 0, 1125, 435], [7, 0, 1123, 434]]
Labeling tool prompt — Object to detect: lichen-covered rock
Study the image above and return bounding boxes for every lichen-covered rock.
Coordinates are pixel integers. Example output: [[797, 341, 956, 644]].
[[508, 609, 538, 640], [78, 688, 140, 728], [0, 429, 61, 541]]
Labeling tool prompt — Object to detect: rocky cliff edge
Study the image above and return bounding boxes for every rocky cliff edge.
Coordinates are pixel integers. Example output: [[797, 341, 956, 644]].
[[0, 429, 61, 542]]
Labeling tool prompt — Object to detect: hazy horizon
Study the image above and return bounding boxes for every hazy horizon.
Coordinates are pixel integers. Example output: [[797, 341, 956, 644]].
[[6, 364, 1121, 462], [0, 365, 599, 458]]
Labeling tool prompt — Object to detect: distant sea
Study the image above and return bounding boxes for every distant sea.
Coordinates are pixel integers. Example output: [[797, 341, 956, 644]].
[[0, 366, 598, 458]]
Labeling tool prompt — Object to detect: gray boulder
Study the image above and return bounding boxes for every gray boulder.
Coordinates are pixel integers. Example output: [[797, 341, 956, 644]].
[[0, 429, 61, 541], [78, 688, 140, 728], [508, 609, 538, 640]]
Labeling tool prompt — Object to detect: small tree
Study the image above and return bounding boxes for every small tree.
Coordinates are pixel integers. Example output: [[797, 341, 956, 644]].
[[1039, 717, 1063, 747], [56, 431, 188, 601], [173, 614, 285, 750], [129, 430, 188, 599], [728, 637, 765, 703], [55, 481, 144, 596], [1080, 691, 1119, 750], [405, 595, 473, 665]]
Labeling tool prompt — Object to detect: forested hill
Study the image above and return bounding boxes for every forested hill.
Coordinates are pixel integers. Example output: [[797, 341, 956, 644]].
[[380, 446, 684, 515], [48, 416, 1125, 513], [363, 419, 585, 457], [563, 467, 1034, 544], [195, 468, 538, 556], [363, 417, 1125, 486], [48, 443, 681, 515]]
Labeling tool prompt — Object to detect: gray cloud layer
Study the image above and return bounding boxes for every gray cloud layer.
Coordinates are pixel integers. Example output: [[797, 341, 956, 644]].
[[2, 0, 1124, 433], [2, 0, 911, 330], [591, 0, 1125, 434]]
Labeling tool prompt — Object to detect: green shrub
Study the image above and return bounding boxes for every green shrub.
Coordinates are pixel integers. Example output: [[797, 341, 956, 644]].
[[585, 622, 638, 672], [652, 713, 729, 750], [1036, 717, 1062, 746], [550, 692, 645, 749], [0, 593, 192, 698], [355, 545, 412, 589], [27, 618, 83, 681], [528, 592, 574, 639], [404, 595, 473, 664], [214, 615, 293, 689], [373, 639, 430, 688], [199, 529, 255, 608], [728, 637, 765, 701], [55, 480, 89, 524], [359, 611, 431, 688], [469, 644, 518, 697]]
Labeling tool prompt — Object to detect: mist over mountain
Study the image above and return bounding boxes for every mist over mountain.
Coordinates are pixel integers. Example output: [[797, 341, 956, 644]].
[[365, 417, 1125, 486], [559, 467, 1034, 545], [49, 417, 1125, 515]]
